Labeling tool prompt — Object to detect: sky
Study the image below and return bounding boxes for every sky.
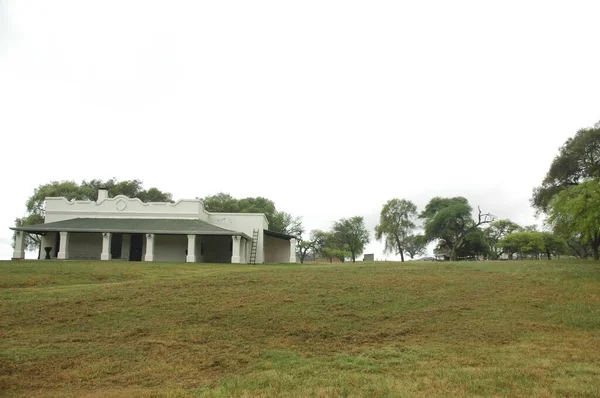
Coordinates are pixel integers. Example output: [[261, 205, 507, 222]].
[[1, 1, 599, 260]]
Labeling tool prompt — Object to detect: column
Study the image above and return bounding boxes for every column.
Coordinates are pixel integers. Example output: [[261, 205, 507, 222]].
[[239, 238, 246, 264], [101, 233, 112, 260], [144, 233, 155, 262], [186, 235, 196, 263], [245, 240, 249, 263], [57, 231, 69, 260], [12, 231, 26, 260], [289, 238, 297, 263], [231, 235, 241, 263]]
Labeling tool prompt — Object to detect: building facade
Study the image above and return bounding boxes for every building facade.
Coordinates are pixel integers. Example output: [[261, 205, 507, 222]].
[[11, 189, 297, 264]]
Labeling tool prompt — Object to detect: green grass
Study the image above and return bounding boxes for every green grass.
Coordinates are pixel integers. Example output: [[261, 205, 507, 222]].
[[1, 259, 599, 397]]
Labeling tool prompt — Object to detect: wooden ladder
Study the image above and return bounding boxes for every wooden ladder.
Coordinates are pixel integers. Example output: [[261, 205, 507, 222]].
[[249, 229, 259, 264]]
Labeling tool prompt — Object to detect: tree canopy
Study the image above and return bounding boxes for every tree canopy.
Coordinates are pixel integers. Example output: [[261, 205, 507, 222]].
[[403, 234, 427, 260], [295, 230, 328, 264], [420, 197, 493, 261], [374, 198, 418, 262], [497, 231, 568, 260], [532, 122, 600, 212], [202, 193, 303, 237], [498, 231, 545, 259], [332, 216, 370, 263], [484, 219, 522, 259], [547, 179, 600, 260]]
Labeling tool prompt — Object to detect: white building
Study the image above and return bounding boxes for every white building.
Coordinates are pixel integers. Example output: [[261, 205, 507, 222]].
[[11, 188, 297, 264]]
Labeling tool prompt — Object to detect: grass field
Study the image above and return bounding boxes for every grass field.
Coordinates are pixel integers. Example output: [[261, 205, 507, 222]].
[[1, 259, 599, 397]]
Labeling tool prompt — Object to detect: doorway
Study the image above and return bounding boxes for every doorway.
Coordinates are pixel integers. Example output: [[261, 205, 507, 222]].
[[54, 233, 60, 258], [111, 233, 123, 259], [129, 234, 143, 261]]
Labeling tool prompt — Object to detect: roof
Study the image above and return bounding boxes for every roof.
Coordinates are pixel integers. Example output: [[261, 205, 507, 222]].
[[11, 218, 250, 239], [264, 229, 298, 240]]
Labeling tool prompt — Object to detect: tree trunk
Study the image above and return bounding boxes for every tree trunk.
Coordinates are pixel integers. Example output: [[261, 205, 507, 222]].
[[400, 250, 405, 262], [592, 235, 600, 260], [449, 246, 457, 261]]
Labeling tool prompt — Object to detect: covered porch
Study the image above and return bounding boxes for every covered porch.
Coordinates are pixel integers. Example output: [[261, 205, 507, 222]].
[[11, 218, 251, 264], [263, 229, 297, 263]]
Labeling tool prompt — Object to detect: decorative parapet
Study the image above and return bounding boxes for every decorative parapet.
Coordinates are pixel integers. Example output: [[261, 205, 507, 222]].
[[44, 196, 208, 222]]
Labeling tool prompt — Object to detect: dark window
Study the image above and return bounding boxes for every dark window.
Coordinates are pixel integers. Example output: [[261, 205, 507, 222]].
[[111, 233, 123, 259], [129, 234, 143, 261]]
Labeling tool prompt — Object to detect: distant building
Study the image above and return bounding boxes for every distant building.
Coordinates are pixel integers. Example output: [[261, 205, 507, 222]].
[[363, 253, 375, 262], [11, 188, 297, 264]]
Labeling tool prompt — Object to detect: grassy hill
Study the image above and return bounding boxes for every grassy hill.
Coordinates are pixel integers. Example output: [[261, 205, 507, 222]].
[[1, 260, 599, 397]]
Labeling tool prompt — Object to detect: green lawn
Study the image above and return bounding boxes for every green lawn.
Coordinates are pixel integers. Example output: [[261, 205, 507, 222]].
[[1, 260, 599, 397]]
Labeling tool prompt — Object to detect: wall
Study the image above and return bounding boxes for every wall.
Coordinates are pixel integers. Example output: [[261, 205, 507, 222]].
[[202, 235, 232, 263], [68, 232, 103, 260], [208, 214, 268, 263], [154, 234, 187, 262], [45, 196, 207, 223], [264, 235, 290, 263]]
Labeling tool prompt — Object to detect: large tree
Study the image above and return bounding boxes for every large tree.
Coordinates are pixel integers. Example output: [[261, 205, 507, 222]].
[[332, 216, 370, 263], [547, 179, 600, 260], [374, 199, 418, 262], [202, 193, 303, 236], [420, 197, 493, 261], [15, 179, 173, 254], [532, 121, 600, 212]]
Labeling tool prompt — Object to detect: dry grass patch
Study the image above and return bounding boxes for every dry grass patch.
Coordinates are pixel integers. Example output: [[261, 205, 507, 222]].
[[1, 259, 599, 397]]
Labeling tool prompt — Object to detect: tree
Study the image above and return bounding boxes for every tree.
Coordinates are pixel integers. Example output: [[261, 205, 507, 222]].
[[522, 225, 539, 232], [547, 179, 600, 260], [311, 230, 341, 263], [296, 240, 313, 264], [374, 199, 418, 262], [269, 211, 304, 238], [484, 219, 521, 259], [498, 232, 545, 259], [403, 234, 427, 259], [532, 121, 600, 212], [420, 197, 494, 261], [79, 178, 173, 203], [561, 233, 592, 259], [455, 229, 490, 259], [295, 230, 324, 264], [332, 216, 370, 263], [539, 232, 569, 260], [202, 193, 303, 236], [202, 193, 240, 213]]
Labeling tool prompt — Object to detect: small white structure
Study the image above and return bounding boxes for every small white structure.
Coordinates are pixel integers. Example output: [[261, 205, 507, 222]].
[[11, 189, 297, 264]]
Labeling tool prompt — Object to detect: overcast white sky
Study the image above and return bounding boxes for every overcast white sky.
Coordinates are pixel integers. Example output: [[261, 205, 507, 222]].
[[1, 1, 599, 260]]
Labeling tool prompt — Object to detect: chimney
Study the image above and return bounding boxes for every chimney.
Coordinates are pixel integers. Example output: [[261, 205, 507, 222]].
[[97, 187, 109, 202]]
